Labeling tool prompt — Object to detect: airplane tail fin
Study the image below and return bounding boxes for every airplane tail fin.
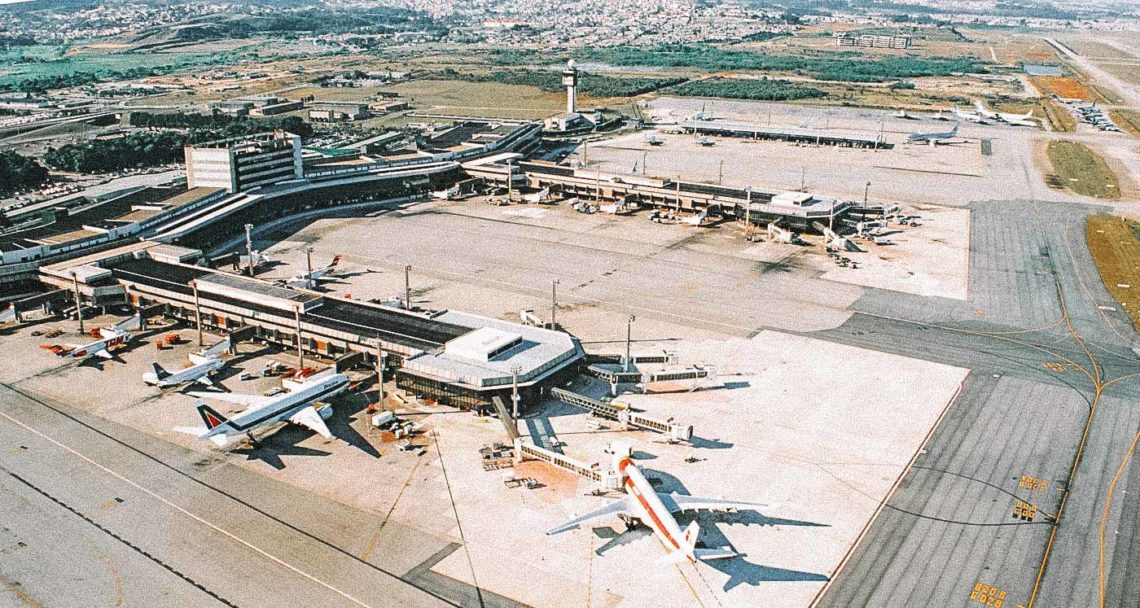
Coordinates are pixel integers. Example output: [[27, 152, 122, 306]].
[[40, 344, 67, 356], [151, 362, 171, 381], [329, 255, 343, 270], [682, 521, 700, 550], [196, 401, 230, 430], [114, 313, 142, 333]]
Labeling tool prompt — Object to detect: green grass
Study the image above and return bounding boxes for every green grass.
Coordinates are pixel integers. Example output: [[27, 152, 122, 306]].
[[1046, 141, 1120, 199]]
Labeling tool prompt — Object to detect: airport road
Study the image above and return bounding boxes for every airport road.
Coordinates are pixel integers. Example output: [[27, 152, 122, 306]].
[[0, 383, 486, 608], [813, 199, 1140, 608]]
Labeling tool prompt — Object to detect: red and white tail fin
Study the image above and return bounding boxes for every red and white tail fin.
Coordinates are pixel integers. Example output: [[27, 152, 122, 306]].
[[682, 521, 700, 551], [196, 402, 230, 430]]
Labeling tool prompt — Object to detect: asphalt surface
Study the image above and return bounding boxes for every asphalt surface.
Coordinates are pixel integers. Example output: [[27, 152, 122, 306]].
[[814, 200, 1140, 608], [0, 382, 516, 608]]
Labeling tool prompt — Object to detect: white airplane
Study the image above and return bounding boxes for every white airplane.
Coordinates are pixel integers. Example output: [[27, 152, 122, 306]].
[[522, 187, 551, 203], [548, 442, 767, 564], [952, 106, 988, 124], [815, 222, 863, 253], [906, 123, 961, 146], [40, 314, 140, 360], [767, 222, 795, 244], [181, 369, 349, 447], [973, 101, 1000, 121], [998, 110, 1037, 127], [283, 255, 342, 289], [696, 136, 716, 146], [645, 133, 664, 146], [239, 250, 273, 270], [0, 305, 15, 325], [144, 336, 231, 389], [893, 109, 917, 120], [931, 109, 951, 121], [683, 210, 708, 227]]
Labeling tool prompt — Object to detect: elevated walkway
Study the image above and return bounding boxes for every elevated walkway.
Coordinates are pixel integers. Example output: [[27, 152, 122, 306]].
[[550, 387, 693, 442]]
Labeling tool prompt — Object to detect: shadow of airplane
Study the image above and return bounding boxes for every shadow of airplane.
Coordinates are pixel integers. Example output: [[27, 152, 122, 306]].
[[229, 427, 332, 470], [688, 436, 733, 450]]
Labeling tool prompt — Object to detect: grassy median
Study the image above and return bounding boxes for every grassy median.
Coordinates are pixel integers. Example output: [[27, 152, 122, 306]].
[[1046, 141, 1121, 199], [1087, 214, 1140, 330]]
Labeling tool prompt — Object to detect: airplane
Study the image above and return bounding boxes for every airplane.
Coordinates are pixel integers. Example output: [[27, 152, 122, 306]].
[[973, 101, 1000, 121], [696, 136, 716, 146], [931, 109, 951, 121], [683, 210, 708, 227], [688, 103, 712, 121], [814, 221, 862, 252], [283, 255, 342, 289], [432, 185, 461, 200], [238, 250, 273, 270], [522, 187, 551, 203], [952, 106, 988, 124], [144, 336, 231, 389], [0, 305, 15, 325], [906, 123, 961, 146], [893, 109, 917, 120], [547, 442, 767, 564], [181, 368, 349, 447], [40, 314, 140, 360], [998, 110, 1037, 127], [767, 222, 795, 244], [645, 133, 664, 146]]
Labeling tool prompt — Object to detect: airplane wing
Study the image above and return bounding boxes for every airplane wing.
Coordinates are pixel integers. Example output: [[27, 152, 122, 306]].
[[657, 493, 767, 514], [93, 348, 113, 360], [288, 406, 333, 439], [194, 375, 214, 387], [188, 391, 273, 409], [547, 498, 632, 535]]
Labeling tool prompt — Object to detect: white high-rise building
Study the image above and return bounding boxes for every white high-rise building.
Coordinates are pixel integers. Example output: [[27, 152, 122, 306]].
[[184, 131, 303, 193]]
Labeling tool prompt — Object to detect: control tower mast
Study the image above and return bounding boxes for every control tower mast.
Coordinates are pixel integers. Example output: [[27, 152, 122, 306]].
[[562, 59, 579, 114]]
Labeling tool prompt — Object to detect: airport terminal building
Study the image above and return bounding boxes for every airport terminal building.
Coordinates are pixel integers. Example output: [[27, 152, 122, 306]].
[[43, 247, 582, 410]]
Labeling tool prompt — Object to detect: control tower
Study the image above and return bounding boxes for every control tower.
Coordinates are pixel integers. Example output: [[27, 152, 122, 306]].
[[562, 59, 579, 114]]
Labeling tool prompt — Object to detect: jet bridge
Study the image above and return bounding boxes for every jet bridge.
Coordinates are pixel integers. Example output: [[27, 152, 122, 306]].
[[491, 395, 521, 441], [550, 387, 693, 442]]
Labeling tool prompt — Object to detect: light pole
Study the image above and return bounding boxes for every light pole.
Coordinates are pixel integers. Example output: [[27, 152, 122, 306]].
[[510, 365, 521, 419], [642, 151, 647, 175], [624, 314, 636, 372], [800, 166, 806, 192], [744, 187, 752, 229], [375, 338, 386, 407], [293, 304, 304, 371], [192, 279, 203, 346], [70, 271, 83, 334], [404, 265, 412, 311], [244, 223, 254, 277], [550, 278, 559, 330], [718, 159, 724, 185], [864, 180, 871, 206], [304, 247, 313, 289]]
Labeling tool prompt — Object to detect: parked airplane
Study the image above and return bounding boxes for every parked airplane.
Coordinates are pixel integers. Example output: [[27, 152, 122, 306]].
[[952, 106, 988, 124], [906, 123, 961, 146], [767, 222, 795, 244], [814, 222, 862, 252], [999, 110, 1037, 127], [41, 314, 140, 360], [522, 187, 551, 203], [548, 442, 767, 564], [182, 368, 349, 447], [973, 101, 1000, 121], [696, 136, 716, 146], [893, 109, 917, 120], [144, 336, 232, 389], [0, 305, 14, 325], [931, 109, 951, 121], [283, 255, 342, 289], [683, 210, 708, 227], [239, 250, 273, 270]]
